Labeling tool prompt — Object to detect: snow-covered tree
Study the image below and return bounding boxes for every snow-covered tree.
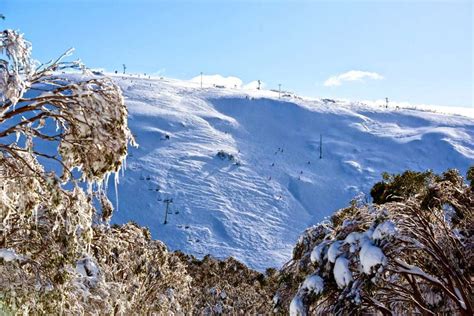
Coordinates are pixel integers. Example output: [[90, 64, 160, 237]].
[[277, 169, 473, 315], [0, 29, 135, 185], [0, 29, 135, 313]]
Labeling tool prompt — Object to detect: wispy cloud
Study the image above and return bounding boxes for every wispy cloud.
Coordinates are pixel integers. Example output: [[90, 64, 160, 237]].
[[324, 70, 384, 87]]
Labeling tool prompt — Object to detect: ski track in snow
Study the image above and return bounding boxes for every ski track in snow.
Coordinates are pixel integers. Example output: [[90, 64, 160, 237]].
[[103, 74, 474, 271]]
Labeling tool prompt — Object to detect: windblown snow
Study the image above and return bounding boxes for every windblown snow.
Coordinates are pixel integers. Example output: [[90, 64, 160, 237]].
[[104, 73, 473, 271]]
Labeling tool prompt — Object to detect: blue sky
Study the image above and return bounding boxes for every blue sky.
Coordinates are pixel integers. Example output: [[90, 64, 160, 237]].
[[3, 0, 473, 107]]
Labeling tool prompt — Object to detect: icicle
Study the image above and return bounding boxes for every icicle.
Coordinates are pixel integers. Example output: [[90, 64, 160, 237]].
[[122, 156, 127, 174], [97, 179, 104, 195], [103, 172, 110, 192], [114, 172, 119, 212], [116, 166, 121, 184], [87, 182, 93, 195]]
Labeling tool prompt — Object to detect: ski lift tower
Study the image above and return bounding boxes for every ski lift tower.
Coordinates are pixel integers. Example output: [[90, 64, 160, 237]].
[[163, 198, 173, 224]]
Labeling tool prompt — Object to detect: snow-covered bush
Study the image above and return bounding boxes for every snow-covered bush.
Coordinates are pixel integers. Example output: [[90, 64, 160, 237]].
[[278, 169, 473, 315]]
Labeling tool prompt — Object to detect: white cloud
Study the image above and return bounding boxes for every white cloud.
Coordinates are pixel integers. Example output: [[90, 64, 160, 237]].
[[243, 80, 265, 90], [324, 70, 384, 87], [190, 74, 243, 88], [189, 74, 267, 90]]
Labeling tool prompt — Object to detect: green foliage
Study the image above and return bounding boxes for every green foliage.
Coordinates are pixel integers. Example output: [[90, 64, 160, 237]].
[[370, 170, 437, 204], [441, 168, 463, 186]]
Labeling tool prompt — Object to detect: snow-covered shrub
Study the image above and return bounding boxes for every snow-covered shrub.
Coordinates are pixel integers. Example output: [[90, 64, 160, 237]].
[[216, 150, 236, 162], [176, 253, 278, 314], [278, 169, 473, 315], [89, 223, 192, 314]]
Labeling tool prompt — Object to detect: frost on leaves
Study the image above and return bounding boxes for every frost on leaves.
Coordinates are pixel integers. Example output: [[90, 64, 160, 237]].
[[0, 30, 34, 107]]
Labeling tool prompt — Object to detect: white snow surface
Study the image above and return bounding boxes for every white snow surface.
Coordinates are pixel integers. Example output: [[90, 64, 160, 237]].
[[0, 248, 23, 262], [310, 240, 330, 263], [301, 274, 324, 294], [334, 256, 353, 288], [359, 241, 387, 274], [372, 221, 397, 240], [76, 256, 100, 280], [289, 295, 305, 316], [327, 240, 343, 263], [98, 73, 474, 271]]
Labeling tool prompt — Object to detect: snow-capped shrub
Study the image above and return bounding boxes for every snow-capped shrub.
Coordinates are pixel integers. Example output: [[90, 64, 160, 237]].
[[278, 169, 473, 315]]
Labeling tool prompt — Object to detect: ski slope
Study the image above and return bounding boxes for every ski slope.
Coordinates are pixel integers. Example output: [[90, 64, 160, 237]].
[[107, 74, 474, 271]]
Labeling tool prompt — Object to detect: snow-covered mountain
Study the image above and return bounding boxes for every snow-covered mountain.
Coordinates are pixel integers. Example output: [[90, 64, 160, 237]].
[[107, 73, 474, 271]]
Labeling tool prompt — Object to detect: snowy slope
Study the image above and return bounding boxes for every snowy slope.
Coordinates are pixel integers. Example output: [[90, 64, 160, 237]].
[[107, 74, 473, 271]]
